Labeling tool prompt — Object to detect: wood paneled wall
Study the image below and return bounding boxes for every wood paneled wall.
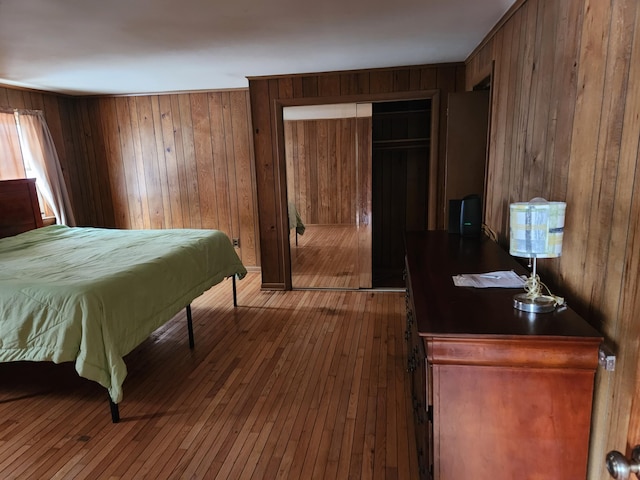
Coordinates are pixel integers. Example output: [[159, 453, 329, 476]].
[[466, 0, 640, 477], [249, 64, 465, 288], [72, 91, 260, 266], [284, 118, 357, 225], [0, 87, 260, 266]]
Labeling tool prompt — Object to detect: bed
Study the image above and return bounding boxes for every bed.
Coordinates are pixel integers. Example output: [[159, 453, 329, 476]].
[[0, 178, 247, 422]]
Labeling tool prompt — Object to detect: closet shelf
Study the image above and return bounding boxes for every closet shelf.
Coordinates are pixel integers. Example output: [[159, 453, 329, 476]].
[[372, 138, 430, 150]]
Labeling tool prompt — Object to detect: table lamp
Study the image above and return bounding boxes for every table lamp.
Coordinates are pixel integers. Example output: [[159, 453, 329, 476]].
[[509, 198, 566, 313]]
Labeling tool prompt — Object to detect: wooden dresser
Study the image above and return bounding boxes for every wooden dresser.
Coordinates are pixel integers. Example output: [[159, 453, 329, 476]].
[[404, 231, 602, 479]]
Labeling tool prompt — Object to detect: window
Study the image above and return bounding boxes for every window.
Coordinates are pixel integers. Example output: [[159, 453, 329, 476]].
[[0, 109, 75, 225], [0, 111, 26, 179], [0, 111, 52, 217]]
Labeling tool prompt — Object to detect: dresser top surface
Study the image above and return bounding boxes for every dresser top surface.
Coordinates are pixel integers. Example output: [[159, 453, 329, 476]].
[[405, 231, 602, 340]]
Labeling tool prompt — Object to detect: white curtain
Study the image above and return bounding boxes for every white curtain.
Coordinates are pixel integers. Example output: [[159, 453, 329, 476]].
[[0, 112, 25, 180], [16, 112, 76, 226]]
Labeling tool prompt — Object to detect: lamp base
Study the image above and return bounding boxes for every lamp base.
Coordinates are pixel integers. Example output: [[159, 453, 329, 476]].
[[513, 293, 557, 313]]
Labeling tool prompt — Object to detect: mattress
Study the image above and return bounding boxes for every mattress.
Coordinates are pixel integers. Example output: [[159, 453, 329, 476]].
[[0, 225, 247, 402]]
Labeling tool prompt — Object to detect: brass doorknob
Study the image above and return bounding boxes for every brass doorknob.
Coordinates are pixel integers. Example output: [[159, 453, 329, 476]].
[[606, 446, 640, 479]]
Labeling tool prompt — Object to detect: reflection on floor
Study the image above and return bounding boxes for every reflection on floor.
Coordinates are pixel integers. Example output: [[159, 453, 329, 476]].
[[291, 224, 358, 289]]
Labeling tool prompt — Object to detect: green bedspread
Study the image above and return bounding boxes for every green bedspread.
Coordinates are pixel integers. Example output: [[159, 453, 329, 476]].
[[0, 225, 247, 403]]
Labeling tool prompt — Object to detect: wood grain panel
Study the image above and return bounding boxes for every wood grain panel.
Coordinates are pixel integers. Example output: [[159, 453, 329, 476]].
[[466, 0, 640, 477], [434, 364, 594, 479], [607, 0, 640, 466], [99, 98, 130, 228], [546, 0, 582, 202], [429, 337, 600, 369], [134, 96, 159, 228], [191, 92, 217, 230], [217, 94, 237, 242], [284, 118, 357, 225], [63, 90, 259, 266], [249, 63, 464, 288], [252, 79, 281, 281], [87, 99, 116, 226]]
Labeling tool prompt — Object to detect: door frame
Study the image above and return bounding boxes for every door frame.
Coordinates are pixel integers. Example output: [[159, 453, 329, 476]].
[[273, 89, 440, 289]]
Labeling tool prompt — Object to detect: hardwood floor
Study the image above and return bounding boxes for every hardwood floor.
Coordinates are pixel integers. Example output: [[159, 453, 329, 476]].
[[290, 224, 359, 289], [0, 273, 418, 479]]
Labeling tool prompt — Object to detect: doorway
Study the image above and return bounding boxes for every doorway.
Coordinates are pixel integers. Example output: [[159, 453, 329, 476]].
[[283, 100, 433, 289], [371, 99, 431, 287]]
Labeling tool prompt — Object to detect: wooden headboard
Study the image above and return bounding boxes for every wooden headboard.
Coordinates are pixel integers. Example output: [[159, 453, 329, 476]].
[[0, 178, 44, 238]]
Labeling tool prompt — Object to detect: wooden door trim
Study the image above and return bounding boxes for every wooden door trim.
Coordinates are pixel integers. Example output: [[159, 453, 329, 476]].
[[274, 89, 440, 290], [277, 90, 439, 108], [272, 99, 292, 290]]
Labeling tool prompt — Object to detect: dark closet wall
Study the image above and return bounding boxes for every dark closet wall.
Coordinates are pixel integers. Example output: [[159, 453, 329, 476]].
[[372, 100, 431, 287]]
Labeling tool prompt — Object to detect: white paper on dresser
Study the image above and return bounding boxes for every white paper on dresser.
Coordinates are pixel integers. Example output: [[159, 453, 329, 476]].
[[452, 270, 526, 288]]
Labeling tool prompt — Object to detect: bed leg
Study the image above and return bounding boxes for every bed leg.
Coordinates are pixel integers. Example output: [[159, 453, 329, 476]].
[[232, 276, 238, 307], [186, 304, 194, 349], [109, 397, 120, 423]]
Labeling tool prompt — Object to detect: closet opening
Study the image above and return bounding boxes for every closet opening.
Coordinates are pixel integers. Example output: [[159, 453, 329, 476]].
[[372, 99, 431, 288]]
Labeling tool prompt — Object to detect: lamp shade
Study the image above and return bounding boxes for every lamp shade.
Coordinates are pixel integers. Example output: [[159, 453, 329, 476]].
[[509, 199, 566, 258]]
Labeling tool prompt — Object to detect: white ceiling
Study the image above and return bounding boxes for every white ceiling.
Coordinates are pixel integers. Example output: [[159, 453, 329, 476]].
[[0, 0, 515, 96]]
